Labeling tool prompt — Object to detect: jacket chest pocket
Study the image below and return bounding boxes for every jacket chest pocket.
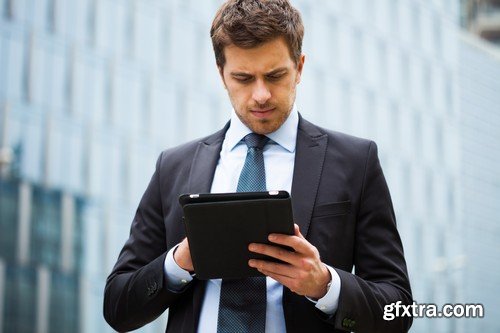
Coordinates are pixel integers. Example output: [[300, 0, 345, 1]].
[[312, 200, 351, 218]]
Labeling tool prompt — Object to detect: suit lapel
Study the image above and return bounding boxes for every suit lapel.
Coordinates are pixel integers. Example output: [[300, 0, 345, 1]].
[[187, 122, 229, 194], [291, 116, 328, 238]]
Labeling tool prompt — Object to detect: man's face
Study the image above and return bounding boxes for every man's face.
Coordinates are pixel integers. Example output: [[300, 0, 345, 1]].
[[219, 37, 305, 134]]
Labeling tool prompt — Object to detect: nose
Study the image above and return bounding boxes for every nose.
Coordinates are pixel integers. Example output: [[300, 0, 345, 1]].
[[251, 80, 271, 105]]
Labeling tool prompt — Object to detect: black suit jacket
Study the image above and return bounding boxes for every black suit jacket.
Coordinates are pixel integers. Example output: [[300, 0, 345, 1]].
[[104, 116, 413, 333]]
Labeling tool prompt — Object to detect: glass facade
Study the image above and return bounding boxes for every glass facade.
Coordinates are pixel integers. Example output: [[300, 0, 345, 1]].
[[0, 175, 84, 333], [0, 1, 499, 332], [459, 33, 500, 333]]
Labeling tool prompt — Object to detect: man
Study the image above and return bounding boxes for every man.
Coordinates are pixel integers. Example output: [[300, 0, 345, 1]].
[[103, 1, 413, 332]]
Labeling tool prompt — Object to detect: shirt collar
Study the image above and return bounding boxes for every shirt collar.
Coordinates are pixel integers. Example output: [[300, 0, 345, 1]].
[[225, 105, 298, 153]]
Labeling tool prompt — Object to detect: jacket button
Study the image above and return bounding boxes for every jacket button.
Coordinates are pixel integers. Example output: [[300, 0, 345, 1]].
[[342, 318, 351, 328], [147, 282, 158, 296]]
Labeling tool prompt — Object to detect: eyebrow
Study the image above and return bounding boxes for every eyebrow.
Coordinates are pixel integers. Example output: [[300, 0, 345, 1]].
[[230, 67, 289, 77]]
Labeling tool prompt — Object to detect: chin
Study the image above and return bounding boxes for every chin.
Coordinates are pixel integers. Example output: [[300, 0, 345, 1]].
[[249, 121, 280, 135], [237, 111, 286, 134]]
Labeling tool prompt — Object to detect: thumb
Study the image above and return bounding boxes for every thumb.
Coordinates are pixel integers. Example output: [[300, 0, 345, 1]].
[[294, 223, 305, 239]]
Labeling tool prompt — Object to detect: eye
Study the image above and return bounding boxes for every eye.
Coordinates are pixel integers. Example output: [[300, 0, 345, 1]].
[[233, 75, 253, 83], [266, 72, 286, 81]]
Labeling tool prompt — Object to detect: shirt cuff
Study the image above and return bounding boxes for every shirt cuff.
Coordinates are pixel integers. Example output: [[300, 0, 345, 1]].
[[164, 244, 194, 291], [306, 264, 341, 315]]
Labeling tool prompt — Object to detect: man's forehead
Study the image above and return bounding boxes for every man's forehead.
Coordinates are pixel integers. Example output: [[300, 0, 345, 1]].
[[221, 38, 295, 72]]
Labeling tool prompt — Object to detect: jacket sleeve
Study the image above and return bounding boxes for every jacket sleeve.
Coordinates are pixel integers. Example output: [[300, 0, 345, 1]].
[[328, 142, 413, 333], [103, 152, 191, 332]]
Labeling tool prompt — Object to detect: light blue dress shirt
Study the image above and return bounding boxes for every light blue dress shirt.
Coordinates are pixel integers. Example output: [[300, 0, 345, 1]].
[[164, 107, 341, 332]]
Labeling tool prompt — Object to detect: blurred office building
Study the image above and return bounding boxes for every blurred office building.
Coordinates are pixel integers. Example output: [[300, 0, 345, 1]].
[[0, 1, 499, 333]]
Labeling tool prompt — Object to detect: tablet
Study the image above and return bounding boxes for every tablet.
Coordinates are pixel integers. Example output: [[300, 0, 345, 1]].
[[179, 191, 294, 279]]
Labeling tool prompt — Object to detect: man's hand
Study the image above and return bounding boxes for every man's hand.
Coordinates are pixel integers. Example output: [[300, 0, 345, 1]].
[[248, 224, 331, 299], [173, 237, 194, 272]]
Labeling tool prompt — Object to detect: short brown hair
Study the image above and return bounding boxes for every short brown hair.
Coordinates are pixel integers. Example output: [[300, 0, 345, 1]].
[[210, 0, 304, 68]]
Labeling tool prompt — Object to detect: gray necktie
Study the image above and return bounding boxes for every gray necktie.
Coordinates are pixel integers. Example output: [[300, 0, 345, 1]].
[[217, 133, 269, 333]]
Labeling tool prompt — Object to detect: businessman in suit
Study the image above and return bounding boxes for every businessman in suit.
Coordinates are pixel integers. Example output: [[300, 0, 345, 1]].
[[103, 1, 412, 332]]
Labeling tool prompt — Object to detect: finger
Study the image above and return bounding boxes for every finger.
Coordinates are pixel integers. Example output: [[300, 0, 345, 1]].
[[248, 243, 301, 266], [248, 259, 296, 278], [267, 233, 314, 255], [294, 223, 305, 239], [257, 268, 304, 295]]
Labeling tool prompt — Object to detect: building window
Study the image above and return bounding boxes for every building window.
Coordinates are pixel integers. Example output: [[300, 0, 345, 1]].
[[414, 219, 423, 271], [125, 2, 136, 59], [447, 181, 455, 224], [73, 198, 84, 273], [400, 53, 410, 97], [47, 0, 56, 33], [389, 0, 399, 36], [65, 50, 74, 113], [444, 71, 454, 115], [104, 66, 114, 124], [21, 34, 33, 103], [141, 79, 152, 136], [413, 111, 422, 159], [3, 0, 13, 20], [411, 3, 421, 48], [87, 0, 97, 47], [49, 271, 79, 333], [4, 266, 37, 333], [30, 187, 62, 269], [351, 28, 363, 79], [433, 14, 442, 58], [0, 178, 18, 261], [390, 103, 400, 152], [159, 9, 172, 71], [425, 172, 435, 219], [435, 120, 444, 165]]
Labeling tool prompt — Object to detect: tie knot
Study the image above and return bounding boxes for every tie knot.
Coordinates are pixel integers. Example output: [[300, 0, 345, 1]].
[[243, 133, 269, 150]]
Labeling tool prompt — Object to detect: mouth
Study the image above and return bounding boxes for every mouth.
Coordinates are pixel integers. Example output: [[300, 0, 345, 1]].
[[250, 107, 276, 119]]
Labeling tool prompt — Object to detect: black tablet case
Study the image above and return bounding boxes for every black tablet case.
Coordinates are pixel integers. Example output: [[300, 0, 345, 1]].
[[179, 191, 294, 280]]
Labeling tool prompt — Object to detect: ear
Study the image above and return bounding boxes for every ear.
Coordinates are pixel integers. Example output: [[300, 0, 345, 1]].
[[218, 66, 227, 89], [295, 54, 305, 84]]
